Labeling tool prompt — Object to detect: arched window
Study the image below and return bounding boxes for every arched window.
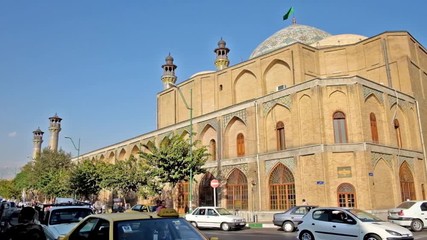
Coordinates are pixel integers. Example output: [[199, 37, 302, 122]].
[[337, 183, 356, 208], [226, 169, 248, 210], [333, 111, 348, 143], [276, 121, 285, 150], [209, 139, 216, 161], [237, 133, 245, 157], [269, 164, 295, 210], [199, 172, 215, 206], [394, 119, 402, 148], [370, 113, 379, 144], [399, 162, 415, 201]]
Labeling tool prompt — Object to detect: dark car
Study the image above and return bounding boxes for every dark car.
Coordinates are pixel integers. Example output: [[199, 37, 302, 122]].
[[272, 205, 317, 232], [130, 204, 155, 213]]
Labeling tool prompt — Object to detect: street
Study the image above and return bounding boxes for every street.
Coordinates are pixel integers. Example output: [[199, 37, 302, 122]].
[[201, 228, 427, 240]]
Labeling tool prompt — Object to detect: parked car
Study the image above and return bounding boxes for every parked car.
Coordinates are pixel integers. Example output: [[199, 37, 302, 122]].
[[40, 203, 93, 239], [273, 205, 317, 232], [185, 206, 246, 231], [388, 200, 427, 232], [58, 208, 217, 240], [130, 204, 155, 213], [297, 207, 413, 240]]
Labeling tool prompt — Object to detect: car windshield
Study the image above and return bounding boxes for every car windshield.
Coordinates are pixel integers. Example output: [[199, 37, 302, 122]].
[[49, 208, 93, 225], [348, 209, 383, 222], [215, 208, 232, 215], [396, 201, 416, 209], [114, 218, 206, 240]]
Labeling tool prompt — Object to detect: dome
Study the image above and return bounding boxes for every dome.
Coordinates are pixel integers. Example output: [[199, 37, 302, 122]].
[[250, 24, 332, 59]]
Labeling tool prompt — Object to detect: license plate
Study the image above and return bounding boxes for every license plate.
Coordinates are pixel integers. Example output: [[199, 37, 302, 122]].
[[239, 223, 245, 225]]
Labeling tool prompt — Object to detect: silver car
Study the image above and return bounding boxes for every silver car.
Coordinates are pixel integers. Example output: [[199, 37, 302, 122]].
[[272, 205, 317, 232]]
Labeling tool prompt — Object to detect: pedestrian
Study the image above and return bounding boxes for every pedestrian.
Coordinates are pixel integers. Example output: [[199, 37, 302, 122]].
[[156, 200, 166, 213], [153, 199, 161, 212], [3, 206, 46, 240], [302, 199, 308, 205]]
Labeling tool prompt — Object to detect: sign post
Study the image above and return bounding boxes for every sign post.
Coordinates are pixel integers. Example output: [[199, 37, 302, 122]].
[[210, 179, 219, 207]]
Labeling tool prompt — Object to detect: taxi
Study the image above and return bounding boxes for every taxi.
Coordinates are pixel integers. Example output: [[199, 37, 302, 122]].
[[58, 208, 218, 240]]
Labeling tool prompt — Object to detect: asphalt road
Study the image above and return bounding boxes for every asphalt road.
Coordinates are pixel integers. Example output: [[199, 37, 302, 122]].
[[201, 228, 427, 240]]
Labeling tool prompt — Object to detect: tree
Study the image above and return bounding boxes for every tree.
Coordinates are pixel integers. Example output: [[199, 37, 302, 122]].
[[140, 133, 209, 190], [69, 159, 102, 201]]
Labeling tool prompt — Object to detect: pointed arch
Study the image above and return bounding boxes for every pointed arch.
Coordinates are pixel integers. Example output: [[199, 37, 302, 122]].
[[226, 169, 248, 210], [399, 162, 415, 201], [269, 163, 295, 210], [373, 159, 394, 208], [199, 172, 216, 206], [263, 59, 292, 94], [108, 152, 115, 163], [118, 148, 126, 161], [265, 104, 292, 152], [337, 183, 356, 208], [200, 124, 217, 161], [131, 145, 140, 159], [224, 117, 247, 158], [234, 70, 258, 104], [329, 89, 346, 98], [276, 121, 285, 150]]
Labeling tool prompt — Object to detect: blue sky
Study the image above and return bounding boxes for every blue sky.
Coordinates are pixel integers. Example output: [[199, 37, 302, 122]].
[[1, 0, 426, 179]]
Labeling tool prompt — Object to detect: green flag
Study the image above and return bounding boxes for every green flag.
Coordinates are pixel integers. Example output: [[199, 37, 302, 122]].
[[283, 7, 294, 21]]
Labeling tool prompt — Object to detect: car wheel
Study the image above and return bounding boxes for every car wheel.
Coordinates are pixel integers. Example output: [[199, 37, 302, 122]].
[[282, 221, 295, 232], [364, 234, 381, 240], [221, 222, 230, 231], [299, 230, 315, 240], [411, 219, 424, 232], [190, 221, 198, 228]]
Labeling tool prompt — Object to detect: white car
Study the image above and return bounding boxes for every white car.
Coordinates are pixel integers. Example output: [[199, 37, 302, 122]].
[[297, 207, 413, 240], [185, 206, 246, 231], [40, 203, 93, 239], [388, 200, 427, 232]]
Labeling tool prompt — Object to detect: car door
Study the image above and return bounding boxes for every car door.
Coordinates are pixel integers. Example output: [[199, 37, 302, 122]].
[[191, 208, 209, 228], [206, 208, 222, 228], [418, 202, 427, 227], [328, 210, 360, 240]]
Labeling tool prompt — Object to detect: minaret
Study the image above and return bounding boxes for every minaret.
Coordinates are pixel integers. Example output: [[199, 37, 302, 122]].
[[32, 127, 44, 159], [48, 114, 62, 152], [161, 54, 177, 89], [214, 38, 230, 70]]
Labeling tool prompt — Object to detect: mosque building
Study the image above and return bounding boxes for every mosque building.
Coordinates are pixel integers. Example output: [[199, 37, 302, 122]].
[[53, 19, 427, 214]]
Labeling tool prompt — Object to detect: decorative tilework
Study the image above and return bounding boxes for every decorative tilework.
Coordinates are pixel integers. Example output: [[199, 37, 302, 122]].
[[221, 164, 248, 179], [363, 86, 383, 103], [222, 109, 247, 129], [199, 119, 219, 132], [204, 167, 218, 178], [388, 95, 410, 110], [250, 24, 331, 59], [265, 157, 296, 174], [176, 126, 191, 136], [262, 95, 292, 115], [371, 152, 392, 169]]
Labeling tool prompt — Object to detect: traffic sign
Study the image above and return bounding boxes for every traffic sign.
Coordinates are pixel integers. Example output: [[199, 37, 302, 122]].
[[210, 179, 219, 188]]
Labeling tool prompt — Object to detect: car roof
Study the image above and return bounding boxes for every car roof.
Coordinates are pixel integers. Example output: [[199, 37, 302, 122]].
[[86, 212, 173, 221], [49, 205, 92, 210]]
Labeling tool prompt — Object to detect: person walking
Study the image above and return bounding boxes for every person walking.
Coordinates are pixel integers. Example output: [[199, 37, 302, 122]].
[[302, 199, 308, 205], [3, 206, 46, 240]]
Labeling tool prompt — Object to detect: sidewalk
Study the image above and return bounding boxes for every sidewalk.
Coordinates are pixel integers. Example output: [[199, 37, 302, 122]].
[[247, 222, 278, 228]]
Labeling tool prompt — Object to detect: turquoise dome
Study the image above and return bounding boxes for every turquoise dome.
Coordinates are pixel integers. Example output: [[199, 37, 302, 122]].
[[250, 24, 331, 59]]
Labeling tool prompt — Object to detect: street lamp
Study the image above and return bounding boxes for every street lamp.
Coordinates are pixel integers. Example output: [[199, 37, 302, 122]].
[[170, 83, 193, 212], [65, 136, 80, 160]]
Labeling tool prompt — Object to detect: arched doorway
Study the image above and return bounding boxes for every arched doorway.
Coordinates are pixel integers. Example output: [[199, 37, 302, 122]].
[[400, 162, 416, 201], [337, 183, 356, 207], [269, 164, 295, 210], [226, 169, 248, 210], [199, 172, 215, 206]]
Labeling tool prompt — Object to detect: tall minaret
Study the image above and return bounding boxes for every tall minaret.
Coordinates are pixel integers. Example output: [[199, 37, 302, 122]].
[[48, 114, 62, 152], [32, 127, 44, 159], [161, 54, 177, 89], [214, 38, 230, 70]]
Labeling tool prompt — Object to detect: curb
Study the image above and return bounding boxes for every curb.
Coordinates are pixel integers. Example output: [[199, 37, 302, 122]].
[[247, 222, 278, 228]]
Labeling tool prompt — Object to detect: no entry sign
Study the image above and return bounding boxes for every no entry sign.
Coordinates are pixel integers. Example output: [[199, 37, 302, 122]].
[[210, 179, 219, 188]]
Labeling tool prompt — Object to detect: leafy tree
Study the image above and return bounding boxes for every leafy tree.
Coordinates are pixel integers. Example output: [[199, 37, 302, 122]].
[[32, 148, 73, 199], [69, 159, 102, 200], [140, 133, 209, 190], [0, 179, 15, 199]]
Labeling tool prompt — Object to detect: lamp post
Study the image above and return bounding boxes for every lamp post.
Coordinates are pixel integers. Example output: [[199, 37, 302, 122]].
[[171, 84, 193, 212], [65, 136, 80, 160]]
